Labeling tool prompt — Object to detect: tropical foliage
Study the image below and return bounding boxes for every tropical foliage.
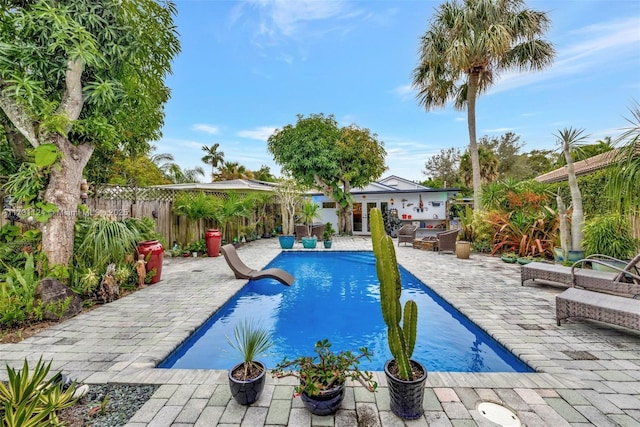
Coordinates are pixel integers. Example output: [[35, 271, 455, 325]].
[[215, 162, 255, 181], [479, 179, 558, 257], [74, 215, 156, 270], [582, 214, 638, 260], [413, 0, 554, 210], [0, 358, 79, 426], [0, 254, 40, 327], [606, 101, 640, 235], [201, 143, 225, 182]]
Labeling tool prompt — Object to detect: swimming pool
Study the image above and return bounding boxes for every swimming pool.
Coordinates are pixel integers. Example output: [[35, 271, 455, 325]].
[[160, 251, 532, 372]]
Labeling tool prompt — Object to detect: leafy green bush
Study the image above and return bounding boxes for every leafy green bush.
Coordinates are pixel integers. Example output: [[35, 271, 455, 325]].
[[583, 214, 639, 259], [74, 214, 157, 269], [471, 210, 494, 252], [0, 254, 39, 327]]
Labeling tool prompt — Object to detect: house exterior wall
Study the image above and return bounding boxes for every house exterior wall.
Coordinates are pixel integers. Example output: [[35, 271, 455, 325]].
[[314, 190, 451, 236]]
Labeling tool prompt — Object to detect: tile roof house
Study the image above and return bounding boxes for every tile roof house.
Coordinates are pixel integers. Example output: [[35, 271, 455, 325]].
[[534, 150, 619, 183]]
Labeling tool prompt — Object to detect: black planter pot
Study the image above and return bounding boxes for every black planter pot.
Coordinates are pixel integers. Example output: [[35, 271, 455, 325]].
[[300, 382, 345, 416], [384, 359, 428, 420], [228, 361, 266, 405]]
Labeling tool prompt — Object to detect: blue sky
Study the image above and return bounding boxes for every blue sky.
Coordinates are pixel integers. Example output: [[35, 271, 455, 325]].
[[155, 0, 640, 183]]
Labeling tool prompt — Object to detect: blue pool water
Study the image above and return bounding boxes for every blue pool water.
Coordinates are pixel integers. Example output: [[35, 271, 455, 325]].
[[160, 251, 532, 372]]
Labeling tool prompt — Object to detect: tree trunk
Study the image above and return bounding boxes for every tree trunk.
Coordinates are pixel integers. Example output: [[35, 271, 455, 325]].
[[41, 137, 93, 267], [3, 123, 29, 162], [562, 139, 584, 251], [339, 206, 353, 235], [556, 193, 570, 261], [466, 72, 483, 211], [337, 180, 354, 234]]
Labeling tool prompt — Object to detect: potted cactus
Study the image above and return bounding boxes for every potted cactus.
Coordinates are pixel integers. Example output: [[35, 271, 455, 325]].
[[370, 208, 427, 420]]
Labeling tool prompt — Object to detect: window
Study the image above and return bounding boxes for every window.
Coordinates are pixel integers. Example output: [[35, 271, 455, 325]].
[[322, 202, 336, 208]]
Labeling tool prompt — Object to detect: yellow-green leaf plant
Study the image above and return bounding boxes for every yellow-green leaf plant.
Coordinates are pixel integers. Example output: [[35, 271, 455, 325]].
[[370, 208, 417, 380]]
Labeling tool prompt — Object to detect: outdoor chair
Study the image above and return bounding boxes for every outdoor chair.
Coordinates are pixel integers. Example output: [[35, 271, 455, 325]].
[[397, 224, 417, 246], [220, 244, 294, 286], [295, 224, 309, 242], [311, 223, 325, 240], [435, 229, 459, 254], [556, 253, 640, 331], [571, 253, 640, 290]]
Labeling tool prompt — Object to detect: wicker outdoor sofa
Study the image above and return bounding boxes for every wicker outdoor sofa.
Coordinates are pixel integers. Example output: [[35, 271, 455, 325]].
[[556, 254, 640, 331]]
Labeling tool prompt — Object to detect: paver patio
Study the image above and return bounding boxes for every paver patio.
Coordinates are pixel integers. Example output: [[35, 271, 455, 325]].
[[1, 236, 639, 426]]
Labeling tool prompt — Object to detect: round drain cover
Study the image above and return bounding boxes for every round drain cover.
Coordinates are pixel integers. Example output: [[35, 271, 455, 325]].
[[477, 402, 521, 427]]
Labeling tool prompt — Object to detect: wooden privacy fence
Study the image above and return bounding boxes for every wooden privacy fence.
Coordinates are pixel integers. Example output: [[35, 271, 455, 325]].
[[1, 184, 280, 249]]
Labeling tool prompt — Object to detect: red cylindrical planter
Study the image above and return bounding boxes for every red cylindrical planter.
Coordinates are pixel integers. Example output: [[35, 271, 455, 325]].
[[205, 229, 222, 257], [137, 240, 164, 284]]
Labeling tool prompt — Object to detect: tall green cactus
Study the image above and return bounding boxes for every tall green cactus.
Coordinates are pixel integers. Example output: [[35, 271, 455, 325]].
[[371, 208, 418, 380]]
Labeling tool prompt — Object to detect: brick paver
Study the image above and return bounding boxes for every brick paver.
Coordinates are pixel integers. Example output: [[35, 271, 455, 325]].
[[1, 236, 639, 426]]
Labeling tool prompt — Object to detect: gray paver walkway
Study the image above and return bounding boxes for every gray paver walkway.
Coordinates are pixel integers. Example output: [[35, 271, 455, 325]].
[[1, 236, 640, 426]]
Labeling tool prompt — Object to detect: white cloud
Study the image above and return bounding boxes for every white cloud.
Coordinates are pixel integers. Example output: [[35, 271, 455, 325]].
[[489, 16, 640, 95], [250, 0, 352, 38], [237, 126, 277, 141], [192, 124, 220, 135], [393, 84, 414, 101]]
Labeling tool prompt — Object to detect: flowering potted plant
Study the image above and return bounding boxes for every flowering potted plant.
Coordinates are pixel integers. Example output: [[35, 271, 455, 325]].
[[271, 339, 377, 415]]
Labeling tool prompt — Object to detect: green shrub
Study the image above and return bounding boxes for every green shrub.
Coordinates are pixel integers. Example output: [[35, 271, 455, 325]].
[[0, 254, 40, 327], [74, 214, 149, 269], [471, 210, 494, 253], [583, 214, 639, 259]]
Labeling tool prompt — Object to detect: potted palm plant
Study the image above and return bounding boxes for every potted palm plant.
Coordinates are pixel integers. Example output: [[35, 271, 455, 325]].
[[271, 339, 376, 416], [299, 200, 320, 249], [371, 208, 427, 420], [322, 222, 335, 249], [226, 319, 273, 405]]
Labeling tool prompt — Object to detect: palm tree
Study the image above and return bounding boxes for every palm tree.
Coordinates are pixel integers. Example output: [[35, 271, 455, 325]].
[[201, 143, 225, 182], [607, 102, 640, 237], [216, 161, 255, 181], [412, 0, 555, 210], [165, 164, 205, 183], [555, 127, 588, 257], [459, 146, 499, 187], [147, 147, 206, 183], [149, 151, 177, 174]]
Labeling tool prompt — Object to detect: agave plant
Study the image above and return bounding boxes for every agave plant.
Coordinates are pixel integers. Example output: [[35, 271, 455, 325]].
[[0, 357, 80, 426]]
